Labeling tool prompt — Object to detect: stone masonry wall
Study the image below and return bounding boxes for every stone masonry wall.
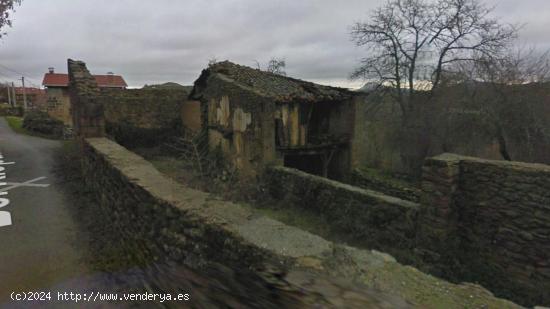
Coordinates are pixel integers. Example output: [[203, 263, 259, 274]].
[[81, 137, 520, 308], [265, 166, 420, 259], [418, 153, 550, 305], [98, 88, 188, 148]]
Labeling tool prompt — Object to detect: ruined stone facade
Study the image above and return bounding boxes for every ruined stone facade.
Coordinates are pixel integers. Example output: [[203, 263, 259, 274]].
[[187, 61, 368, 179], [67, 59, 105, 138]]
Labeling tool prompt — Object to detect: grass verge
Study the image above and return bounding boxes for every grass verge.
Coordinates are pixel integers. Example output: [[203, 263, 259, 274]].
[[4, 116, 61, 140], [5, 116, 27, 134]]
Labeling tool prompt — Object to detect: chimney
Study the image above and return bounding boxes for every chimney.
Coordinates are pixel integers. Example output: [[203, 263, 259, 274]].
[[48, 67, 54, 74]]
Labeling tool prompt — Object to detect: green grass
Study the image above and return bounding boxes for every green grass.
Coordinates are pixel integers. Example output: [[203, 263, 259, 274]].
[[4, 116, 60, 140], [144, 154, 377, 250], [5, 116, 28, 134]]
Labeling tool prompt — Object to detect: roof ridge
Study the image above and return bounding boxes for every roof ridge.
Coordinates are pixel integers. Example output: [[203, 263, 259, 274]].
[[204, 60, 354, 102]]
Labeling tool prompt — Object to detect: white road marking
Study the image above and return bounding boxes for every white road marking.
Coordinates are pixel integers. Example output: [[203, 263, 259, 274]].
[[0, 177, 50, 192], [4, 182, 50, 187]]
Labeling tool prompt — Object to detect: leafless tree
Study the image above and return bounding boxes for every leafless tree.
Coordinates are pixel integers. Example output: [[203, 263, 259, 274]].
[[351, 0, 517, 115], [0, 0, 20, 39], [252, 59, 261, 70], [445, 47, 550, 161], [266, 57, 286, 76]]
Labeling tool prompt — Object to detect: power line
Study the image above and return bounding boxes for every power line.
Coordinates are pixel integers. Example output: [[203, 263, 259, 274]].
[[0, 63, 29, 76], [0, 63, 42, 86]]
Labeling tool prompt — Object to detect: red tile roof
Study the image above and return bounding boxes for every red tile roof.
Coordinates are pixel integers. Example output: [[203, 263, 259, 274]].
[[42, 73, 127, 88], [41, 73, 69, 87]]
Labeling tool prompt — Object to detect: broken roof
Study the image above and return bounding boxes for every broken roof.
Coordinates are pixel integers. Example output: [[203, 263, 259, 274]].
[[193, 61, 355, 103]]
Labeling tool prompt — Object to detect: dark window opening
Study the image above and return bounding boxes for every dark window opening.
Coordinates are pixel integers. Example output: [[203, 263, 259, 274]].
[[284, 154, 323, 176], [275, 118, 285, 147], [307, 102, 332, 138]]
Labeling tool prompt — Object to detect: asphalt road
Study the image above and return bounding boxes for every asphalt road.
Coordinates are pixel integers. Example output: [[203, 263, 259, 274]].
[[0, 118, 89, 302]]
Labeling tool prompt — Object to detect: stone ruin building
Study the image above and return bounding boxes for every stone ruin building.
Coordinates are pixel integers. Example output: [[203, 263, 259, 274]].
[[183, 61, 368, 179], [67, 58, 550, 305]]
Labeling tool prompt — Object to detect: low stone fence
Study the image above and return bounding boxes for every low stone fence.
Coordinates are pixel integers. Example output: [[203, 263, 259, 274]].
[[265, 166, 420, 258], [417, 153, 550, 305], [349, 168, 421, 202], [80, 137, 519, 308]]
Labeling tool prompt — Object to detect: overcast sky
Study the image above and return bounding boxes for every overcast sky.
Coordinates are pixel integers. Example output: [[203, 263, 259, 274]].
[[0, 0, 549, 89]]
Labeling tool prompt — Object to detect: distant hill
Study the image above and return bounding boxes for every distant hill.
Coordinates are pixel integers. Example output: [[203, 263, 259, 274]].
[[143, 82, 193, 92], [357, 82, 382, 93]]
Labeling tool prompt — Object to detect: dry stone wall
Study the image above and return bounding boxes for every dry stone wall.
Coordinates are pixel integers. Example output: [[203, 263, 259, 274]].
[[418, 153, 550, 305], [80, 137, 520, 308], [98, 88, 188, 148], [265, 166, 420, 259]]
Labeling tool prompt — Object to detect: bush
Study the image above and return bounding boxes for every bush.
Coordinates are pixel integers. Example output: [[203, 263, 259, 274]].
[[22, 111, 64, 138]]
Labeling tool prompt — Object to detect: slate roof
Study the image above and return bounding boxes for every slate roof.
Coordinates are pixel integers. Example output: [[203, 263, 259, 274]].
[[197, 61, 355, 103], [42, 73, 127, 88]]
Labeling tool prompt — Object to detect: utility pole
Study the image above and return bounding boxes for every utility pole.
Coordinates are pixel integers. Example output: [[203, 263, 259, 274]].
[[20, 77, 27, 110], [6, 82, 12, 106], [11, 82, 16, 107]]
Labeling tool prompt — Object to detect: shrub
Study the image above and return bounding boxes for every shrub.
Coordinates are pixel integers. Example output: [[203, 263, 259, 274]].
[[22, 110, 64, 138]]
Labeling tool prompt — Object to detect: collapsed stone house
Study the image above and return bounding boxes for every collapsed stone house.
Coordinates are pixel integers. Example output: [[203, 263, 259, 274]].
[[184, 61, 368, 179]]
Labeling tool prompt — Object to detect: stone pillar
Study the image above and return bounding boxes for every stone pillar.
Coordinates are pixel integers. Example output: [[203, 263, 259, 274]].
[[67, 59, 105, 138], [416, 153, 462, 265]]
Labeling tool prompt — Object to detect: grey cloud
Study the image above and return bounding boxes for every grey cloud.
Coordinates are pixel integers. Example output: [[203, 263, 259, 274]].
[[0, 0, 548, 88]]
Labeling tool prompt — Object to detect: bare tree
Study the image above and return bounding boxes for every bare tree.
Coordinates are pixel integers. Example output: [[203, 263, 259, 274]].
[[0, 0, 21, 39], [351, 0, 517, 115], [266, 57, 286, 76], [446, 47, 550, 161], [252, 59, 261, 70]]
